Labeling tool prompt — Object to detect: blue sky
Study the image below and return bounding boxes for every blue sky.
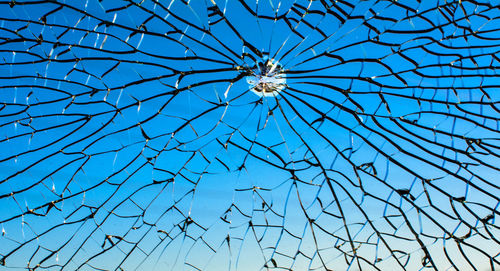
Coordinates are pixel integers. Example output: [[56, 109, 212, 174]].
[[0, 0, 499, 270]]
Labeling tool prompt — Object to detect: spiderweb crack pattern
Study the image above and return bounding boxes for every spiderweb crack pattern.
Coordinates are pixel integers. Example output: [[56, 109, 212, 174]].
[[0, 0, 499, 270]]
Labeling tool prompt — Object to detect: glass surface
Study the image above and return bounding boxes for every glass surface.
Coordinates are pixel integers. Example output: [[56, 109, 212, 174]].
[[0, 1, 499, 270]]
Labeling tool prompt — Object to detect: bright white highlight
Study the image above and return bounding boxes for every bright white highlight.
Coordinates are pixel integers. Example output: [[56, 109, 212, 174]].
[[246, 59, 286, 97]]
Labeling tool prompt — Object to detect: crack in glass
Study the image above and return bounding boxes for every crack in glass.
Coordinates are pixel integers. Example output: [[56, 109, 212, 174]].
[[0, 0, 499, 270], [246, 58, 286, 97]]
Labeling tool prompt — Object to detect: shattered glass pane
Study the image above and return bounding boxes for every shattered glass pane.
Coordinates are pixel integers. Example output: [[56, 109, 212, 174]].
[[0, 0, 499, 270]]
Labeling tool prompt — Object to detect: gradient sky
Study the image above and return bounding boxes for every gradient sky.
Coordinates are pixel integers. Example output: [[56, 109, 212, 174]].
[[0, 0, 499, 270]]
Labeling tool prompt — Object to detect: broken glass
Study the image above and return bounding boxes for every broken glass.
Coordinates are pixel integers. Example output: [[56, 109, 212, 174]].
[[0, 0, 499, 270]]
